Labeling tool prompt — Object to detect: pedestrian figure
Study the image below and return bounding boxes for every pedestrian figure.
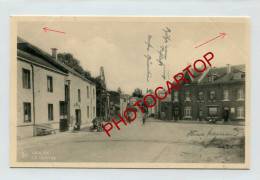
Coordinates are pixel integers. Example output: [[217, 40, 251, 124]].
[[142, 106, 148, 125]]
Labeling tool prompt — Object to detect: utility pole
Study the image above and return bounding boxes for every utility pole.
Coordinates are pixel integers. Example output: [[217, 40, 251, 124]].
[[144, 27, 172, 82], [161, 27, 171, 80], [145, 35, 153, 82]]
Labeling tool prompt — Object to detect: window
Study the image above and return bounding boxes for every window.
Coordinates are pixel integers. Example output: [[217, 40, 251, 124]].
[[209, 91, 216, 100], [223, 89, 229, 101], [234, 72, 245, 80], [198, 91, 204, 100], [59, 101, 67, 116], [173, 91, 178, 102], [199, 109, 203, 117], [184, 107, 191, 117], [78, 89, 81, 102], [208, 74, 217, 82], [237, 89, 244, 100], [208, 75, 214, 82], [185, 91, 191, 101], [208, 107, 218, 116], [87, 86, 89, 98], [93, 88, 95, 98], [237, 107, 244, 118], [22, 68, 31, 89], [65, 84, 69, 102], [93, 106, 95, 117], [47, 76, 53, 92], [23, 102, 31, 122], [87, 106, 89, 118], [48, 104, 54, 121]]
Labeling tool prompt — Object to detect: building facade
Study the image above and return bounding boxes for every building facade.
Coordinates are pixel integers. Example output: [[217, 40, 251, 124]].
[[17, 49, 68, 138], [170, 64, 245, 121], [17, 37, 96, 138], [65, 68, 96, 130]]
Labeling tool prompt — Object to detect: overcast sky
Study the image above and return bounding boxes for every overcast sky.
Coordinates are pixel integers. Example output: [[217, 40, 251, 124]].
[[17, 17, 249, 94]]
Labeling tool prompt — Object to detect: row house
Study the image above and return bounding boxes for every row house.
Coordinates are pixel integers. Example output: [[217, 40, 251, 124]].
[[170, 64, 245, 121], [17, 37, 96, 138]]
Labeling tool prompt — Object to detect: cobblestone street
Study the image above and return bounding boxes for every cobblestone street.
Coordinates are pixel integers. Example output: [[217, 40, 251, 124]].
[[17, 118, 245, 163]]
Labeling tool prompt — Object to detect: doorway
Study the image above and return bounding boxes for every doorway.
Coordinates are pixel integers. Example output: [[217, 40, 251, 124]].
[[223, 108, 229, 122], [59, 101, 68, 132]]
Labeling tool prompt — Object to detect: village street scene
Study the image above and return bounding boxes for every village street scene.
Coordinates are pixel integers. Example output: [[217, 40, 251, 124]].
[[15, 19, 247, 164], [18, 118, 244, 163]]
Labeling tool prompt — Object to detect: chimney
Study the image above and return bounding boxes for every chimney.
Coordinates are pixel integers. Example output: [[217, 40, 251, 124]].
[[51, 48, 58, 60], [226, 64, 231, 74]]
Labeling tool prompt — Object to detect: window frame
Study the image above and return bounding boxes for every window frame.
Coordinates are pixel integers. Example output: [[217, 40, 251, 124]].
[[184, 106, 192, 118], [198, 91, 204, 100], [173, 91, 179, 102], [93, 106, 95, 117], [223, 89, 229, 101], [23, 102, 31, 123], [59, 101, 67, 116], [87, 106, 90, 118], [22, 68, 31, 89], [47, 76, 53, 92], [48, 104, 54, 121], [78, 89, 81, 102], [237, 88, 244, 100], [87, 86, 90, 99], [209, 90, 216, 100], [237, 106, 244, 118], [208, 106, 218, 116]]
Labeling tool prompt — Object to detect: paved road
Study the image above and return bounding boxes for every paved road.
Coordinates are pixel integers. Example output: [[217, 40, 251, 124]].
[[17, 118, 245, 163]]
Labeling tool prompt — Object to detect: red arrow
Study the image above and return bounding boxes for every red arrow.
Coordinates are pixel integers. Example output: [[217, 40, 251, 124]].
[[195, 32, 226, 48], [42, 27, 65, 34]]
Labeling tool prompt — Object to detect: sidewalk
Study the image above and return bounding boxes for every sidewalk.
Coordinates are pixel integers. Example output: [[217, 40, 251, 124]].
[[17, 129, 95, 148], [17, 118, 244, 149], [17, 118, 245, 163], [146, 118, 245, 126]]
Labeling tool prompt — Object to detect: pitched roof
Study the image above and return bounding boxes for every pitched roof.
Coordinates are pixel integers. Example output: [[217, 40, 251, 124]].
[[198, 65, 245, 84], [17, 37, 95, 85], [18, 37, 69, 74], [18, 49, 67, 75]]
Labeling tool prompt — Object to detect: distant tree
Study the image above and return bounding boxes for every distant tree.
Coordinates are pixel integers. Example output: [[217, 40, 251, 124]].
[[132, 88, 143, 98], [73, 63, 84, 74], [57, 53, 78, 68], [147, 89, 153, 94], [57, 52, 94, 80], [117, 87, 122, 94], [83, 70, 91, 79]]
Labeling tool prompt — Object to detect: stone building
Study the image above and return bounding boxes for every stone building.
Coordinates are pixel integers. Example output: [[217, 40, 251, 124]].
[[171, 64, 245, 121], [17, 37, 96, 138]]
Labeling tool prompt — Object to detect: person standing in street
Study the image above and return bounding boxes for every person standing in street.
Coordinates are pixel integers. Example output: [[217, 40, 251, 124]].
[[142, 105, 148, 125]]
